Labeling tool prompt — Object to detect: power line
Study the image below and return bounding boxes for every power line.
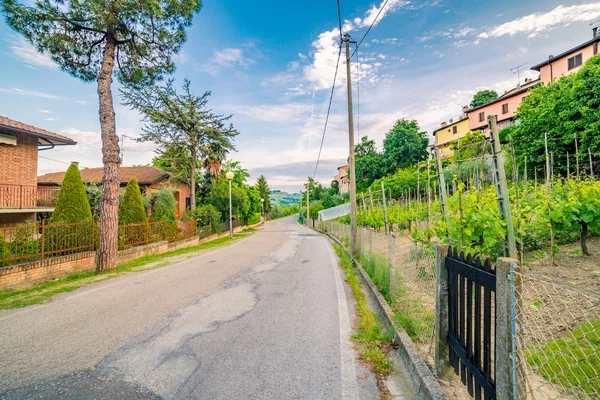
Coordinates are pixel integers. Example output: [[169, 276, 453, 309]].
[[313, 42, 343, 179], [336, 0, 343, 41], [351, 0, 390, 58], [39, 155, 71, 165]]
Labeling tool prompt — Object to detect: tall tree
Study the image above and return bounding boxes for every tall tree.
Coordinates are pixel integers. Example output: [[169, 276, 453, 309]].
[[123, 79, 239, 210], [256, 175, 271, 212], [2, 0, 202, 271], [470, 90, 498, 108], [354, 135, 386, 191], [383, 119, 428, 174]]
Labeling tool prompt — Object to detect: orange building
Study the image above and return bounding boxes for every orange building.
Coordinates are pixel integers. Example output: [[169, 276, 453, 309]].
[[531, 28, 600, 85]]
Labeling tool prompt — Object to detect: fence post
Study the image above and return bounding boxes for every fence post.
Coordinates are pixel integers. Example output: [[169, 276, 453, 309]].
[[495, 257, 525, 400], [590, 148, 595, 179], [389, 230, 395, 299], [434, 244, 451, 377], [381, 181, 389, 235], [434, 146, 448, 224], [41, 219, 45, 260]]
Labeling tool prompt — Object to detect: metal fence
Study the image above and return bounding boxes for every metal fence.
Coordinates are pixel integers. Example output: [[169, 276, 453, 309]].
[[0, 184, 60, 209], [513, 270, 600, 400], [1, 220, 197, 266]]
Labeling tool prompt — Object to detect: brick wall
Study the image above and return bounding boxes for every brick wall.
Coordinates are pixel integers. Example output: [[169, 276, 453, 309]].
[[0, 130, 38, 187]]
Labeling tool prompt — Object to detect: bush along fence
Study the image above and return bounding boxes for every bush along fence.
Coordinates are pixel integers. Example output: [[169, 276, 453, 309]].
[[316, 116, 600, 399], [0, 220, 197, 267]]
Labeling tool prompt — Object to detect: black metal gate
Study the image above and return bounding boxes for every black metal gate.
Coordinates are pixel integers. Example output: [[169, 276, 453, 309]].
[[446, 247, 496, 400]]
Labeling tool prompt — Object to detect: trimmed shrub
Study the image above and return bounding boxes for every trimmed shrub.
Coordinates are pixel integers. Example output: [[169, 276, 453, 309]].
[[149, 188, 178, 223], [119, 178, 147, 224], [49, 164, 93, 224]]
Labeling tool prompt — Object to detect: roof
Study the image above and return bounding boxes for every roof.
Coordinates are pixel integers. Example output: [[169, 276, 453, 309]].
[[468, 78, 541, 113], [337, 164, 349, 170], [0, 116, 76, 146], [38, 166, 171, 186], [531, 35, 600, 71], [432, 117, 468, 136]]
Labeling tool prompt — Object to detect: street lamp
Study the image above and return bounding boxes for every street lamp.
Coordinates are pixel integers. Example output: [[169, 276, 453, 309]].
[[226, 171, 234, 237], [260, 198, 265, 223]]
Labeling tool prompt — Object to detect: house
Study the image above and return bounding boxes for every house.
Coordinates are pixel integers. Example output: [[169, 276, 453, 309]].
[[334, 164, 349, 194], [531, 28, 600, 85], [432, 112, 470, 159], [38, 166, 192, 219], [467, 77, 541, 133], [0, 116, 76, 225]]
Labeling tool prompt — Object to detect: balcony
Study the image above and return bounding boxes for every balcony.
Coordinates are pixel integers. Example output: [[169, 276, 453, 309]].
[[0, 184, 60, 212]]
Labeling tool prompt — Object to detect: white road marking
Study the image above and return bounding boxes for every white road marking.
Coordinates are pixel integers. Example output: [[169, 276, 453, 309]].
[[326, 239, 360, 400]]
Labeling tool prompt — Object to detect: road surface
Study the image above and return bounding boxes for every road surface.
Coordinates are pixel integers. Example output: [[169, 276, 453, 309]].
[[0, 217, 379, 399]]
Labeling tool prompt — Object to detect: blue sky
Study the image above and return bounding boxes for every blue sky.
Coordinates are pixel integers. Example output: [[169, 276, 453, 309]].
[[1, 0, 600, 192]]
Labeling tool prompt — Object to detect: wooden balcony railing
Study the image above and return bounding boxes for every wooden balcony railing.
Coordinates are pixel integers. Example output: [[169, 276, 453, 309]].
[[0, 184, 60, 209]]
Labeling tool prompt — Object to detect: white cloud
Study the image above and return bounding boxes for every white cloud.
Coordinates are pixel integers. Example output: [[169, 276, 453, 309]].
[[479, 3, 600, 39], [233, 103, 313, 123], [360, 0, 408, 28], [7, 36, 57, 70], [38, 109, 51, 114], [0, 88, 64, 100], [203, 48, 253, 76], [45, 117, 60, 121]]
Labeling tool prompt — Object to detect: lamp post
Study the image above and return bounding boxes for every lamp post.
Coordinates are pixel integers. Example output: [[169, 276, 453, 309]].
[[226, 171, 234, 237]]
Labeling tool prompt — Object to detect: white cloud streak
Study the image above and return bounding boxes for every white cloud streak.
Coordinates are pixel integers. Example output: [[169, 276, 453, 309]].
[[7, 36, 57, 70]]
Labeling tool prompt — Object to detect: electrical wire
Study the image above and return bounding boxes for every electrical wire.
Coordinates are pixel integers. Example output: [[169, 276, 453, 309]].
[[313, 42, 343, 179], [351, 0, 390, 58], [336, 0, 343, 41], [38, 155, 71, 165]]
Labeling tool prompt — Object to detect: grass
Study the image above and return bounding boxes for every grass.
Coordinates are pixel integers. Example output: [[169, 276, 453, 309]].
[[0, 229, 256, 310], [333, 243, 394, 377], [525, 320, 600, 397]]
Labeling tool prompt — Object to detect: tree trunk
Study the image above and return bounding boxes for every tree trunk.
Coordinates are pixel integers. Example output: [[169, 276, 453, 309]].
[[581, 221, 590, 256], [190, 147, 196, 210], [96, 35, 120, 272]]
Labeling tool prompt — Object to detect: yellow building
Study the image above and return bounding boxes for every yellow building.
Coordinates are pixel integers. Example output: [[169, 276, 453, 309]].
[[432, 116, 470, 159]]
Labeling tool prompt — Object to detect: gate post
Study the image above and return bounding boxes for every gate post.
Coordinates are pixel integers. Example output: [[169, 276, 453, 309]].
[[434, 244, 452, 377], [496, 257, 525, 399]]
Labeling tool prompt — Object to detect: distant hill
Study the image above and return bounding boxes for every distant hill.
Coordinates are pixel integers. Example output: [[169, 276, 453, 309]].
[[270, 190, 301, 206]]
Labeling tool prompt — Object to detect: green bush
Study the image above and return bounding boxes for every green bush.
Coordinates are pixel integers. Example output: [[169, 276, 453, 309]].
[[148, 188, 178, 223], [49, 164, 93, 224], [119, 178, 147, 224], [193, 204, 221, 231], [246, 212, 261, 225]]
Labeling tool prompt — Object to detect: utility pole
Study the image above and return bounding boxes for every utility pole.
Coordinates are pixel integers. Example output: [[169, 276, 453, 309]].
[[306, 185, 310, 226], [343, 34, 358, 255]]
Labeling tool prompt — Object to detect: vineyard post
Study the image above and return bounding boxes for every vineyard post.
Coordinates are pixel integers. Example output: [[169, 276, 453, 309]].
[[368, 188, 374, 209], [544, 132, 556, 266], [427, 156, 432, 230], [567, 151, 570, 180], [524, 156, 528, 198], [389, 231, 395, 298], [510, 136, 525, 266], [361, 193, 367, 213], [534, 166, 538, 189], [457, 140, 464, 250], [434, 146, 448, 224], [550, 152, 554, 183], [589, 148, 595, 179], [575, 133, 580, 180], [381, 181, 389, 236], [489, 115, 517, 259], [416, 163, 421, 234]]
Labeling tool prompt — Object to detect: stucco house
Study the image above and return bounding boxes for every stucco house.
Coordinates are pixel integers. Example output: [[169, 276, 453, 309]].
[[38, 166, 192, 219], [0, 116, 76, 225], [334, 164, 349, 194], [531, 27, 600, 85], [432, 112, 470, 159]]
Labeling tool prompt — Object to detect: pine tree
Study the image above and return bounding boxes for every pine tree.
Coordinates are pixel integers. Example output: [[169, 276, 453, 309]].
[[119, 179, 147, 224], [49, 164, 93, 224]]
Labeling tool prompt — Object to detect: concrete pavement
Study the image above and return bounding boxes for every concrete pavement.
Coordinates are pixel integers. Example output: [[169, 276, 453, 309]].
[[0, 217, 379, 399]]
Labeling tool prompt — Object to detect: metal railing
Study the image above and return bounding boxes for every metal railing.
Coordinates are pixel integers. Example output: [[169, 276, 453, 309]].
[[0, 184, 60, 209]]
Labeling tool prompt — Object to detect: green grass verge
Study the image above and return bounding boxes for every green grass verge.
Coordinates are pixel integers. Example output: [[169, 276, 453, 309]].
[[525, 320, 600, 397], [333, 243, 394, 376], [0, 229, 256, 310]]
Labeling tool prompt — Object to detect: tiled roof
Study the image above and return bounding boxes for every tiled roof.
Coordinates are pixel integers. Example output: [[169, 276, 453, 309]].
[[0, 116, 76, 145], [467, 78, 541, 113], [531, 35, 600, 71], [38, 166, 171, 186]]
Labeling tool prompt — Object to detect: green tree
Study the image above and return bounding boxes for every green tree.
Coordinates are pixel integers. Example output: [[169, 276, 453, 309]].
[[2, 0, 202, 271], [205, 176, 249, 221], [49, 164, 93, 224], [355, 136, 386, 191], [148, 189, 178, 223], [256, 175, 271, 212], [471, 90, 498, 108], [383, 119, 428, 174], [119, 179, 146, 224], [123, 79, 239, 211]]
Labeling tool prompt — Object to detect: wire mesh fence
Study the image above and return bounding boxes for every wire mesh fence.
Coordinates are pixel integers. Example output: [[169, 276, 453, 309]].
[[514, 270, 600, 400]]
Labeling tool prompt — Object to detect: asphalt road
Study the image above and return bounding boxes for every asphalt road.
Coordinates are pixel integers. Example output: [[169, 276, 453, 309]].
[[0, 217, 379, 399]]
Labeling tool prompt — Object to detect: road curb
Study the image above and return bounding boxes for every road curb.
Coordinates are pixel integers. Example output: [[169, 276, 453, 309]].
[[314, 228, 447, 400]]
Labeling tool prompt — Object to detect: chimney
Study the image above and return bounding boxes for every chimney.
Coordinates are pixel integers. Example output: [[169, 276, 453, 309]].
[[593, 27, 598, 38], [441, 121, 447, 127], [71, 161, 79, 166], [462, 105, 469, 113], [548, 55, 554, 60]]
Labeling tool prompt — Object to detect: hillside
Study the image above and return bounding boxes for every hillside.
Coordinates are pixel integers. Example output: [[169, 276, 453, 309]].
[[270, 190, 301, 206]]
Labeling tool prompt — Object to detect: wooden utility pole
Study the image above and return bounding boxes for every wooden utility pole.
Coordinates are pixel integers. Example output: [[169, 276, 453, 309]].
[[343, 34, 358, 255], [545, 133, 556, 265], [434, 146, 448, 223], [306, 185, 310, 225]]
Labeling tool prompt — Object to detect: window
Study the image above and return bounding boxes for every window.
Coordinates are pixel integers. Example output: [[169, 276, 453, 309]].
[[502, 103, 509, 114], [185, 197, 191, 210], [478, 112, 485, 122], [568, 53, 583, 70], [452, 126, 458, 134]]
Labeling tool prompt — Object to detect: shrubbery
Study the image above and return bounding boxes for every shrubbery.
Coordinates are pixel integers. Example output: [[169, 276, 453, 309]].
[[119, 178, 147, 224], [49, 164, 93, 224]]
